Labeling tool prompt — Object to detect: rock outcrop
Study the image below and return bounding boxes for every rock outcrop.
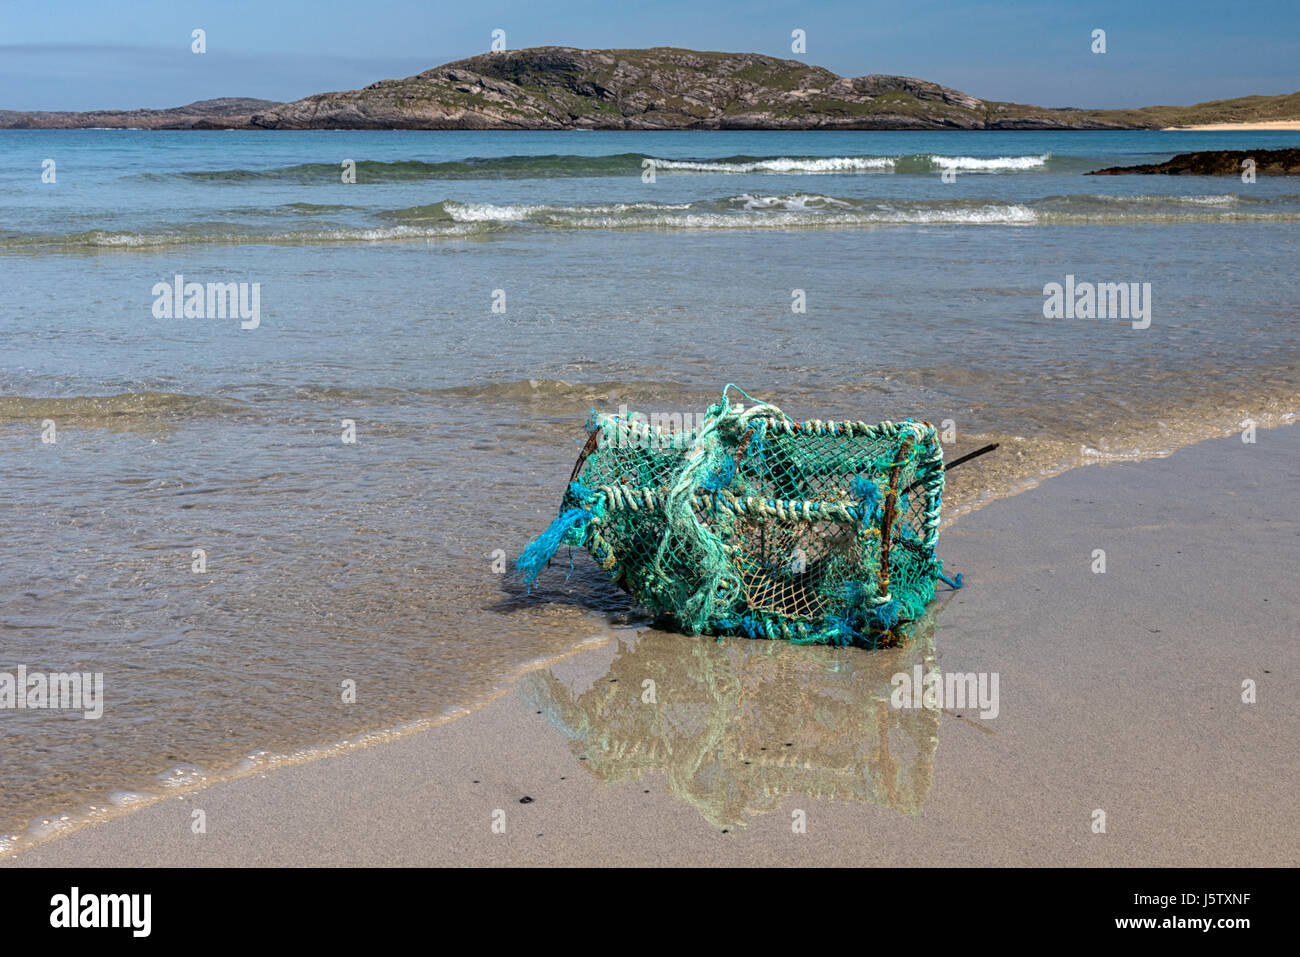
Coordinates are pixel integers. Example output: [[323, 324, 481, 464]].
[[1088, 148, 1300, 175]]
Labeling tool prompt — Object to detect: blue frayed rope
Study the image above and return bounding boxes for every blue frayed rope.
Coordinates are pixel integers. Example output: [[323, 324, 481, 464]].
[[516, 483, 600, 590], [851, 475, 882, 520]]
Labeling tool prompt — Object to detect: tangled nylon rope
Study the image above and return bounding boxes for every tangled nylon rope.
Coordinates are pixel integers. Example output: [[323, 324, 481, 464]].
[[651, 387, 788, 634], [517, 385, 953, 647]]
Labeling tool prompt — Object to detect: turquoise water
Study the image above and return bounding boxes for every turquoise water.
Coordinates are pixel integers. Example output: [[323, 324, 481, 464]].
[[4, 130, 1300, 249], [1, 128, 1298, 850]]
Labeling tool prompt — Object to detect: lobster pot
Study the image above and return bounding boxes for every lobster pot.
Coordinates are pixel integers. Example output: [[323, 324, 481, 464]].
[[521, 392, 947, 647]]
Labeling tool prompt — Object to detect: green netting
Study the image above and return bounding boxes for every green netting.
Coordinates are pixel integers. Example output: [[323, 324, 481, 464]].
[[518, 386, 948, 647]]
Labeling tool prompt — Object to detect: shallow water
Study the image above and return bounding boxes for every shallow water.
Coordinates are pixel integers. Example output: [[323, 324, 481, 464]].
[[1, 128, 1297, 851]]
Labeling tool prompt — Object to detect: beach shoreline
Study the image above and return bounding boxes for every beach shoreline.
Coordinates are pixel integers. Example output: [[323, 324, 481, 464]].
[[1161, 120, 1300, 131], [5, 422, 1296, 867]]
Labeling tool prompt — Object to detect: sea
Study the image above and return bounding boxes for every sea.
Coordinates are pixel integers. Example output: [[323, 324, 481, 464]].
[[1, 128, 1297, 850]]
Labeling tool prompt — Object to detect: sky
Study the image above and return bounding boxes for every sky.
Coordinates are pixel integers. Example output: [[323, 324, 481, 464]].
[[1, 0, 1297, 111]]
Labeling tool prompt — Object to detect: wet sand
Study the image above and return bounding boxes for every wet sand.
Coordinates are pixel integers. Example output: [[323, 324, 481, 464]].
[[5, 426, 1297, 867]]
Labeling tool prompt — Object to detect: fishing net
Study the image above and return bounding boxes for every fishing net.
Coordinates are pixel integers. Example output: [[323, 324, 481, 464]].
[[517, 386, 950, 647]]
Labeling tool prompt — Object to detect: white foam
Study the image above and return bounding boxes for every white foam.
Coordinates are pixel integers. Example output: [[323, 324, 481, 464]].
[[157, 764, 207, 788], [554, 203, 1039, 228], [443, 200, 691, 222], [1168, 193, 1241, 206], [443, 201, 543, 221], [108, 790, 150, 807], [1088, 193, 1243, 206], [731, 193, 852, 210], [928, 153, 1051, 171], [650, 155, 897, 173]]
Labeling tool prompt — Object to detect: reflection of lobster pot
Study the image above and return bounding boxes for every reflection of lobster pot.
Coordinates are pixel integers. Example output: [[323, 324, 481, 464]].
[[545, 394, 946, 646], [525, 625, 943, 831], [727, 636, 941, 814]]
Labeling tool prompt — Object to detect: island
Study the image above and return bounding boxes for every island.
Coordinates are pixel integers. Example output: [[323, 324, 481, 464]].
[[3, 47, 1298, 131]]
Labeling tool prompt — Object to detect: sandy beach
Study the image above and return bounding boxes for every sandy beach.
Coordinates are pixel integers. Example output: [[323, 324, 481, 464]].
[[5, 425, 1296, 868], [1162, 120, 1300, 131]]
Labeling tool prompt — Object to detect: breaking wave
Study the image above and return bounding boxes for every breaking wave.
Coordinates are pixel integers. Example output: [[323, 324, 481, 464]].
[[651, 155, 899, 173], [925, 153, 1051, 171], [158, 152, 1063, 182], [7, 191, 1298, 251]]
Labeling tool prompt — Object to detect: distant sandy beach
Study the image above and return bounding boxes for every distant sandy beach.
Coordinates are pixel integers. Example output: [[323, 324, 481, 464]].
[[1163, 119, 1300, 130], [5, 425, 1296, 867]]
